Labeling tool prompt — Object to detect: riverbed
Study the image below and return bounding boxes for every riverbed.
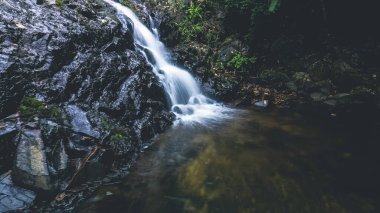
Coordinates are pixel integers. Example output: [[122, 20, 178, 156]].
[[78, 109, 379, 213]]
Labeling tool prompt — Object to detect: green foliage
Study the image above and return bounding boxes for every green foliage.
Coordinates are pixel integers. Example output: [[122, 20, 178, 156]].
[[100, 117, 130, 143], [110, 129, 129, 142], [20, 97, 46, 118], [188, 3, 203, 21], [227, 53, 256, 72], [55, 0, 64, 8], [119, 0, 133, 9], [222, 0, 282, 43], [19, 97, 63, 122], [46, 106, 62, 119], [101, 117, 111, 130], [268, 0, 281, 13], [176, 1, 205, 42]]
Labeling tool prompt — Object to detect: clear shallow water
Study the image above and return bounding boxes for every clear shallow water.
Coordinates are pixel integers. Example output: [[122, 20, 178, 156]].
[[78, 109, 379, 213]]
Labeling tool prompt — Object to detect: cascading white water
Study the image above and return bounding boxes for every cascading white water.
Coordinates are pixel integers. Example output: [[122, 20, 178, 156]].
[[104, 0, 232, 123]]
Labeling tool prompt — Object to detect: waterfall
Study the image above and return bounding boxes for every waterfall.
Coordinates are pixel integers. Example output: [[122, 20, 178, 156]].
[[104, 0, 230, 123]]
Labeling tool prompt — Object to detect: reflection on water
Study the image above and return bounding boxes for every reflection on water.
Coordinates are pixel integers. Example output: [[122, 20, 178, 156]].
[[78, 109, 379, 213]]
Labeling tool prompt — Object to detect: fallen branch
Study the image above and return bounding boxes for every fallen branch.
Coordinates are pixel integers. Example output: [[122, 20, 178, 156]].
[[54, 146, 99, 200]]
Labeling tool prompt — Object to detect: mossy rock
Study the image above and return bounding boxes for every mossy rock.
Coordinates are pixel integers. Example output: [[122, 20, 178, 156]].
[[110, 128, 129, 142], [19, 97, 46, 118], [19, 97, 63, 122]]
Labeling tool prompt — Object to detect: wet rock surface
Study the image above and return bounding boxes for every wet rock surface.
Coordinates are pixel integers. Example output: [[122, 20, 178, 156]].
[[0, 172, 36, 212], [0, 0, 174, 211], [13, 126, 53, 192], [0, 120, 18, 174]]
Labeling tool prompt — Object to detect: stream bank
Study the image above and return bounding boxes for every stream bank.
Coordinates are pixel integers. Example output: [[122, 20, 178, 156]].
[[78, 108, 380, 212], [1, 0, 379, 212]]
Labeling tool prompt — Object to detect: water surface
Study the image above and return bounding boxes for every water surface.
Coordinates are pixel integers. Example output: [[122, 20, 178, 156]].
[[79, 109, 379, 213]]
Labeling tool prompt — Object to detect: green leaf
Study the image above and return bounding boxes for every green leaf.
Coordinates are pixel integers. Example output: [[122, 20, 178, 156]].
[[268, 0, 281, 13]]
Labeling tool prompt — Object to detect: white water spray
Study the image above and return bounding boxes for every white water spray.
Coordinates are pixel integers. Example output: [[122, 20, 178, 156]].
[[104, 0, 232, 123]]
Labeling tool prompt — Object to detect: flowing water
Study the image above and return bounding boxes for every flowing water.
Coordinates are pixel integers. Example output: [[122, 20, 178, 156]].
[[78, 109, 379, 212], [89, 2, 380, 212], [103, 0, 228, 123]]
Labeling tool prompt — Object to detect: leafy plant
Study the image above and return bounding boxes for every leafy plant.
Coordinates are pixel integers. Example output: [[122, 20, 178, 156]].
[[227, 53, 257, 72], [176, 1, 205, 42], [268, 0, 281, 13], [188, 3, 203, 21]]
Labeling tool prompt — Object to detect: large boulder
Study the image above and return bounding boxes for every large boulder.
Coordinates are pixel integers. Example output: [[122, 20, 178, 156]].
[[12, 126, 55, 192], [0, 0, 175, 208], [0, 0, 174, 155]]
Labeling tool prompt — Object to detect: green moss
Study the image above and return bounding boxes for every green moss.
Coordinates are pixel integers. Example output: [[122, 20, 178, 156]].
[[101, 117, 111, 130], [55, 0, 64, 8], [43, 105, 64, 123], [110, 129, 129, 142], [119, 0, 134, 9], [19, 97, 46, 118], [19, 97, 63, 122]]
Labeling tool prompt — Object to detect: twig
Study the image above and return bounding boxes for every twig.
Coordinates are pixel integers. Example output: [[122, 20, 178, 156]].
[[54, 146, 99, 200]]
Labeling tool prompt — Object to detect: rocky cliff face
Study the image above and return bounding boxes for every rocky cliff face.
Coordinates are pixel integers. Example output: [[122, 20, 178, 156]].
[[0, 0, 174, 211]]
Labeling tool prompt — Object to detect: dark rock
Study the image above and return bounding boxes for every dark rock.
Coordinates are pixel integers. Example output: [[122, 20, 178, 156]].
[[12, 126, 55, 192], [0, 121, 17, 138], [292, 72, 311, 85], [260, 69, 290, 87], [52, 140, 69, 173], [0, 0, 175, 208], [310, 92, 326, 102], [0, 171, 36, 212], [172, 42, 212, 78], [285, 81, 297, 92], [0, 0, 130, 117], [312, 80, 336, 95], [0, 121, 18, 174], [292, 72, 313, 95], [331, 60, 361, 91], [219, 38, 249, 63], [65, 105, 100, 139]]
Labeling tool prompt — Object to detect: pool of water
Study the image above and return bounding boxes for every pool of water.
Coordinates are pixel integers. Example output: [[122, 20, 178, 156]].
[[78, 109, 379, 213]]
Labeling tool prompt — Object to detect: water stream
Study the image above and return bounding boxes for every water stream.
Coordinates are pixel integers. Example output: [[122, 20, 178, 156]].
[[87, 2, 380, 212], [103, 0, 229, 123]]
